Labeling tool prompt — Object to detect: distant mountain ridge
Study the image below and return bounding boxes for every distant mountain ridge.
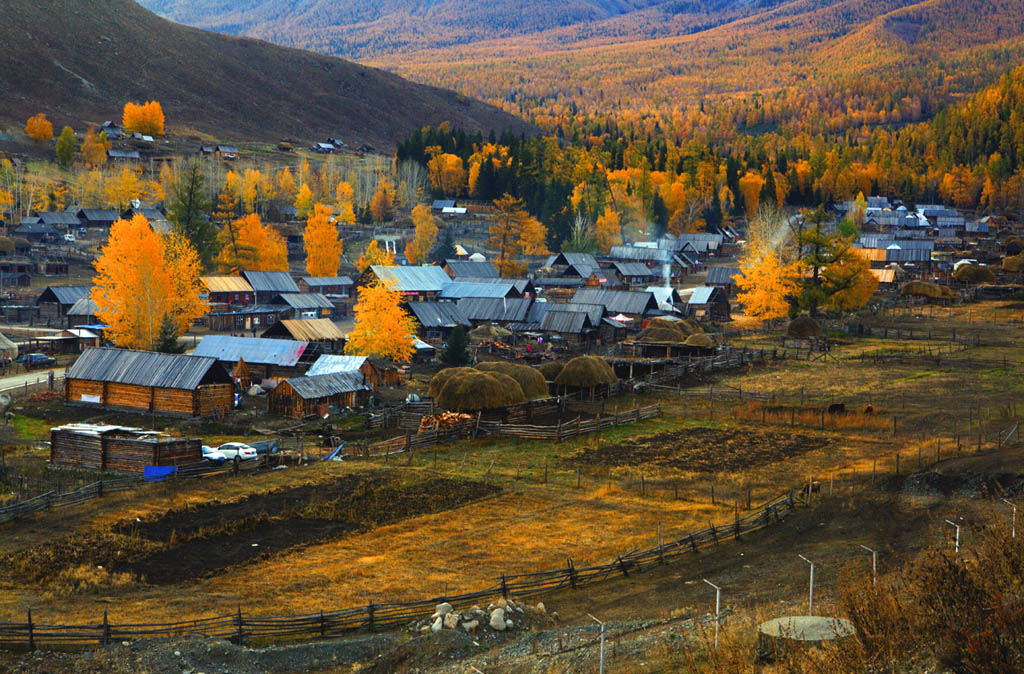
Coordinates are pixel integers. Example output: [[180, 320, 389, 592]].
[[0, 0, 533, 147]]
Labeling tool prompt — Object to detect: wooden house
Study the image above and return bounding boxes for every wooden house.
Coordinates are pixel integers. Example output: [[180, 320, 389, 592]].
[[306, 354, 398, 388], [14, 220, 58, 242], [444, 259, 499, 279], [192, 335, 321, 380], [37, 285, 92, 318], [215, 145, 240, 160], [273, 293, 334, 318], [610, 262, 658, 288], [242, 270, 300, 304], [687, 286, 731, 321], [202, 276, 255, 306], [360, 265, 451, 302], [407, 301, 471, 340], [77, 209, 119, 229], [261, 318, 346, 353], [50, 424, 202, 473], [67, 298, 100, 328], [705, 267, 743, 295], [207, 305, 289, 333], [65, 348, 233, 417], [268, 372, 372, 418], [539, 310, 598, 343], [297, 276, 354, 298], [571, 288, 659, 323]]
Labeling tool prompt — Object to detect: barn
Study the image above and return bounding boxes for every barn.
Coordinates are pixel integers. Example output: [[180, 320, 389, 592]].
[[306, 354, 398, 388], [192, 335, 320, 380], [260, 318, 346, 353], [268, 372, 372, 418], [50, 424, 202, 473], [65, 348, 234, 417]]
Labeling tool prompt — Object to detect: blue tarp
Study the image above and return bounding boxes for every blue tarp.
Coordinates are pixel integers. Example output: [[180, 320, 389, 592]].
[[143, 466, 177, 481]]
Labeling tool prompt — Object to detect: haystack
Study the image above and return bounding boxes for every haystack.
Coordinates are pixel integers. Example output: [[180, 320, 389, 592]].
[[953, 264, 996, 283], [468, 325, 513, 342], [648, 317, 702, 335], [1003, 254, 1024, 273], [475, 362, 549, 399], [684, 333, 716, 348], [901, 280, 953, 299], [786, 315, 823, 338], [554, 356, 618, 389], [636, 326, 686, 342], [1004, 236, 1023, 256], [437, 371, 526, 411], [428, 366, 476, 398], [538, 361, 564, 381]]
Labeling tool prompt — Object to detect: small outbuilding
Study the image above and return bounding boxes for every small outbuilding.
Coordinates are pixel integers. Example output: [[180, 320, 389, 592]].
[[268, 372, 372, 418], [260, 318, 346, 352], [50, 424, 202, 473], [305, 353, 397, 388], [687, 286, 731, 321]]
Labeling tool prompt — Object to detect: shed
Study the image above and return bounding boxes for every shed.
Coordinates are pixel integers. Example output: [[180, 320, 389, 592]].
[[571, 288, 659, 320], [50, 424, 202, 473], [306, 354, 398, 388], [705, 267, 743, 294], [201, 276, 255, 306], [14, 220, 58, 241], [65, 348, 233, 416], [260, 318, 345, 352], [439, 281, 521, 300], [610, 261, 658, 286], [444, 259, 499, 279], [242, 270, 300, 303], [540, 310, 597, 343], [687, 286, 731, 321], [37, 285, 91, 316], [38, 211, 83, 229], [297, 276, 354, 297], [206, 304, 289, 332], [268, 372, 372, 418], [363, 265, 451, 300], [407, 301, 471, 340], [77, 209, 119, 228], [108, 149, 141, 161], [67, 298, 100, 327], [456, 297, 534, 325], [273, 293, 334, 318], [192, 335, 319, 379]]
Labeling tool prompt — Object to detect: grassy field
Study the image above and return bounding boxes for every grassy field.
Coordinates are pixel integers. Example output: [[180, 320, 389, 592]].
[[0, 300, 1021, 634]]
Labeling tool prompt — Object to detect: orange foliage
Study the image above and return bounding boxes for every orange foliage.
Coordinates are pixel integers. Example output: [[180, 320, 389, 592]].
[[735, 249, 802, 323], [216, 213, 288, 273], [356, 240, 395, 273], [344, 277, 418, 363], [121, 101, 165, 135], [24, 114, 53, 142], [489, 194, 548, 276], [303, 203, 343, 277]]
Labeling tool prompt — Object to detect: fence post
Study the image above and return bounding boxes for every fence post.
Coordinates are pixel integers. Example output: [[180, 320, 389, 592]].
[[501, 574, 509, 598], [617, 556, 629, 576], [101, 608, 110, 646], [26, 609, 34, 651], [577, 467, 581, 489], [320, 609, 326, 637], [367, 603, 375, 632], [568, 559, 577, 589], [235, 606, 245, 644]]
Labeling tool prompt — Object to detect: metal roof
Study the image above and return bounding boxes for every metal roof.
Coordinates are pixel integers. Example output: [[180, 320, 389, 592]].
[[67, 347, 227, 389], [37, 285, 91, 305], [202, 276, 254, 293], [275, 293, 333, 309], [706, 267, 743, 285], [445, 259, 499, 278], [107, 149, 141, 159], [37, 211, 81, 227], [407, 302, 471, 328], [557, 302, 605, 324], [456, 297, 533, 322], [15, 221, 58, 235], [432, 200, 457, 209], [571, 288, 658, 315], [306, 354, 367, 376], [689, 286, 728, 305], [541, 310, 592, 334], [193, 335, 309, 366], [267, 318, 345, 341], [370, 265, 451, 292], [242, 271, 300, 293], [207, 304, 287, 317], [886, 249, 932, 263], [608, 246, 678, 265], [300, 276, 354, 287], [532, 277, 584, 288], [68, 297, 99, 315], [77, 209, 119, 223], [611, 261, 656, 277], [646, 286, 682, 306], [439, 281, 520, 299], [544, 253, 599, 270], [284, 372, 372, 400]]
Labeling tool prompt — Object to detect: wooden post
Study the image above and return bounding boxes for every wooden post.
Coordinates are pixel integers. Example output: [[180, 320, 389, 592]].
[[367, 603, 375, 632], [101, 608, 110, 646], [711, 484, 715, 505], [501, 574, 509, 598], [235, 606, 245, 644], [577, 467, 581, 489], [895, 452, 900, 474], [893, 416, 897, 437], [26, 610, 34, 651], [641, 473, 646, 497], [544, 462, 548, 484]]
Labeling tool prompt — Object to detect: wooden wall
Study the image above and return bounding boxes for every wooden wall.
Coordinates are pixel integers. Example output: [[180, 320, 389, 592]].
[[268, 384, 365, 418], [65, 379, 233, 417], [50, 431, 201, 472]]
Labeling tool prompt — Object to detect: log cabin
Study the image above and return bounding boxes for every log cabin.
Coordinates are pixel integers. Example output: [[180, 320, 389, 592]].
[[267, 372, 371, 418]]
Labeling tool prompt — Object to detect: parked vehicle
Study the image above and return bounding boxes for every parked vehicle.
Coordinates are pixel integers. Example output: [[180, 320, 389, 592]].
[[63, 233, 75, 243], [202, 445, 227, 465], [17, 353, 56, 369], [248, 440, 279, 455], [216, 442, 258, 461]]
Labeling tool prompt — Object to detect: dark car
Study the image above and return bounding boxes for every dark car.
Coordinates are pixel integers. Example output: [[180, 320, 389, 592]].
[[17, 353, 56, 369]]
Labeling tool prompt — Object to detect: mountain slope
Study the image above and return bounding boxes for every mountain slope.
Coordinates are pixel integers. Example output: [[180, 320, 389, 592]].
[[0, 0, 533, 147]]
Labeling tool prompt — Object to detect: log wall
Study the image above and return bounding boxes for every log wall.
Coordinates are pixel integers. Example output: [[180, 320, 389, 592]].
[[50, 432, 202, 473], [197, 384, 233, 416], [65, 379, 233, 417]]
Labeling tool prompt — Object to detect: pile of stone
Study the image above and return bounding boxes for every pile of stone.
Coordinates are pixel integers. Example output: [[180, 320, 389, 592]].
[[413, 598, 546, 635]]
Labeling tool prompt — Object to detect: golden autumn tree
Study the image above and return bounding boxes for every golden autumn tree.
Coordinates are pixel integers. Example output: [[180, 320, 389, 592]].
[[821, 247, 879, 311], [92, 215, 207, 350], [303, 203, 343, 277], [344, 277, 418, 363], [276, 167, 297, 202], [404, 203, 438, 265], [738, 172, 765, 219], [489, 194, 549, 276], [104, 167, 141, 211], [594, 206, 622, 253], [369, 181, 394, 223], [355, 239, 395, 273], [24, 114, 53, 142], [335, 181, 356, 225], [122, 101, 165, 135], [734, 250, 802, 323], [294, 183, 313, 219], [216, 213, 288, 273], [427, 151, 467, 196]]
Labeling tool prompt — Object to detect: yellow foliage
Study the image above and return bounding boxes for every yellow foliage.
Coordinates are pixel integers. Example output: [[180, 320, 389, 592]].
[[303, 203, 343, 277], [595, 206, 621, 253], [427, 152, 466, 196], [344, 278, 418, 363], [355, 239, 395, 273], [735, 249, 802, 322], [335, 181, 356, 225], [216, 213, 288, 273], [294, 183, 313, 219], [405, 203, 438, 265], [121, 101, 165, 135], [489, 194, 548, 276], [24, 114, 53, 142]]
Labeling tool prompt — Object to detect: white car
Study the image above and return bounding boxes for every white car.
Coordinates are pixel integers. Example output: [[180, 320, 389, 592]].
[[63, 233, 75, 243], [216, 442, 258, 461], [202, 445, 227, 465]]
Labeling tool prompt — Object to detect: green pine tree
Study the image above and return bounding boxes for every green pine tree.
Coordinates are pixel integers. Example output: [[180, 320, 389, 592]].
[[441, 325, 469, 365], [55, 126, 78, 166], [169, 162, 217, 269], [431, 225, 457, 265], [155, 315, 186, 353]]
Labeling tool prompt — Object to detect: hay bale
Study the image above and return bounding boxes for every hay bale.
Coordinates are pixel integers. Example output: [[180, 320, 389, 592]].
[[636, 326, 686, 342], [684, 333, 716, 348], [1003, 254, 1024, 273], [900, 280, 953, 299], [468, 324, 513, 342], [677, 318, 704, 335], [538, 361, 564, 381], [428, 367, 476, 398], [438, 371, 526, 411], [554, 356, 618, 389], [953, 264, 996, 283], [1004, 236, 1023, 256], [786, 315, 823, 338], [0, 237, 14, 254], [475, 362, 549, 400]]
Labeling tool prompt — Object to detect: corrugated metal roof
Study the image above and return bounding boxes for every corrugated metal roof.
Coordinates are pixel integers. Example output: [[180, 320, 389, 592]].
[[532, 277, 584, 288], [407, 302, 471, 328], [77, 209, 119, 222], [646, 287, 682, 306], [445, 259, 499, 278], [67, 348, 226, 389], [526, 299, 550, 324], [886, 249, 932, 263], [300, 276, 354, 287], [15, 221, 58, 235], [557, 302, 605, 324], [572, 289, 658, 315], [193, 335, 309, 366], [608, 246, 677, 264], [242, 271, 300, 293], [370, 265, 451, 292], [37, 285, 91, 305], [456, 297, 533, 322], [284, 372, 371, 400], [275, 293, 333, 309], [272, 319, 345, 341], [544, 253, 599, 269], [38, 211, 81, 226], [689, 286, 728, 305], [439, 281, 520, 299], [202, 276, 254, 293], [306, 354, 367, 376], [207, 304, 287, 317], [706, 267, 742, 285], [68, 297, 99, 315], [611, 261, 656, 277], [541, 310, 592, 334]]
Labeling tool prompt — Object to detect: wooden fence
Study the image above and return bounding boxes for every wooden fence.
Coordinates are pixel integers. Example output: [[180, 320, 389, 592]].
[[478, 404, 661, 441], [0, 491, 798, 650]]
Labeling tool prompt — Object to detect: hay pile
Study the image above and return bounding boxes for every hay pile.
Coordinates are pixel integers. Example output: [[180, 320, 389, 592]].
[[1004, 236, 1023, 256], [1003, 254, 1024, 273], [901, 280, 954, 299], [428, 367, 475, 398], [636, 326, 686, 342], [475, 362, 549, 399], [649, 317, 702, 335], [953, 264, 996, 283], [553, 356, 618, 389], [538, 361, 564, 381], [437, 370, 526, 411], [787, 315, 823, 338], [468, 325, 513, 342], [684, 333, 716, 348]]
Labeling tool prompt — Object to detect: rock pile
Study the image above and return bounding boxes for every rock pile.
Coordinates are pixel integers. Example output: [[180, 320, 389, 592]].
[[413, 598, 545, 637]]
